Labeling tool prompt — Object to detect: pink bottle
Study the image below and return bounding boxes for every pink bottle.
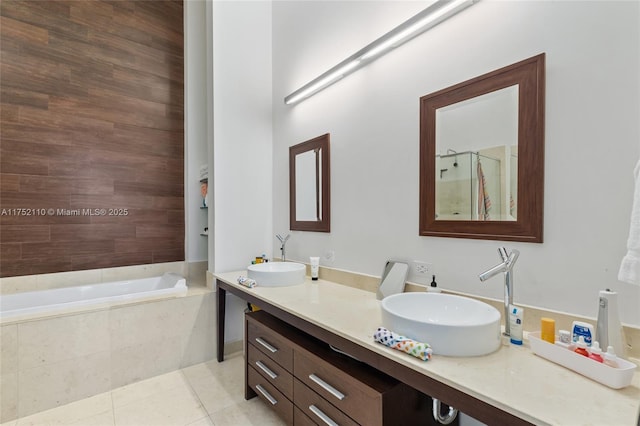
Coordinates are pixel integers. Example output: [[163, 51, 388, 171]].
[[603, 346, 619, 368], [574, 336, 588, 357], [588, 341, 604, 363]]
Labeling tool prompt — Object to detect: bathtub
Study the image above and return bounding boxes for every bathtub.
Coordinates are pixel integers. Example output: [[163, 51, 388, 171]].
[[1, 267, 214, 422], [0, 272, 187, 319]]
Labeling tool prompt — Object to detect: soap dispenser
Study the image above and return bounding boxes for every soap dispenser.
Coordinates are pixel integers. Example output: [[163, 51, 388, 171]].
[[595, 289, 626, 358], [427, 275, 442, 293]]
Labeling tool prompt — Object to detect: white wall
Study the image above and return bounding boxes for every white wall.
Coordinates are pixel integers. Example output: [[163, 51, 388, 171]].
[[272, 1, 640, 326], [212, 0, 273, 342], [184, 0, 209, 263], [437, 86, 518, 153]]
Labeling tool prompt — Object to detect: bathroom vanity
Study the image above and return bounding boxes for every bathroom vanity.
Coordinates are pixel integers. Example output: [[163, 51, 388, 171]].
[[215, 272, 640, 425], [246, 310, 438, 425]]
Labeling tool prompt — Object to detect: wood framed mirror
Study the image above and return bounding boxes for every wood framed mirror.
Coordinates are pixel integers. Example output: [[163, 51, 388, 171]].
[[419, 53, 545, 242], [289, 133, 330, 232]]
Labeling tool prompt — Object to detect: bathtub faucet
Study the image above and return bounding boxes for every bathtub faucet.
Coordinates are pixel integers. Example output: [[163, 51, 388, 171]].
[[478, 247, 520, 337], [275, 233, 290, 262]]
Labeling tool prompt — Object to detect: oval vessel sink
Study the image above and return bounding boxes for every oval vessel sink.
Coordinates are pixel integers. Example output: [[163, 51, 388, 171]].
[[247, 262, 306, 287], [381, 292, 501, 357]]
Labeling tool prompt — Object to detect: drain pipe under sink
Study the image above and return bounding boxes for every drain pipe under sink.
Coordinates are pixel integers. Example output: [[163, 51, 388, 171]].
[[432, 398, 458, 425]]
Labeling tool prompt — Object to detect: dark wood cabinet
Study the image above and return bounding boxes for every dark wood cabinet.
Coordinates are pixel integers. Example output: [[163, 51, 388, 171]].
[[220, 278, 533, 426], [244, 310, 447, 426], [248, 343, 294, 400], [247, 364, 294, 424]]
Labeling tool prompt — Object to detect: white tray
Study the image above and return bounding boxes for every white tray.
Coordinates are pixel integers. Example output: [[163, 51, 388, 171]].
[[528, 331, 637, 389]]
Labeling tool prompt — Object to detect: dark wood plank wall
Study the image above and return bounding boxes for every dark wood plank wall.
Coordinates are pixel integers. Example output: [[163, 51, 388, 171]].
[[0, 0, 185, 277]]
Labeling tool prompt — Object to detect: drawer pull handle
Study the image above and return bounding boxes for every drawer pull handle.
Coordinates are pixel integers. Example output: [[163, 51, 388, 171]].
[[255, 361, 278, 379], [309, 405, 339, 426], [255, 384, 277, 405], [308, 374, 345, 401], [255, 337, 278, 353]]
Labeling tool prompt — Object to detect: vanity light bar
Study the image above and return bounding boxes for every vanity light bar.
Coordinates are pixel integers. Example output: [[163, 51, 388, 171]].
[[284, 0, 478, 105]]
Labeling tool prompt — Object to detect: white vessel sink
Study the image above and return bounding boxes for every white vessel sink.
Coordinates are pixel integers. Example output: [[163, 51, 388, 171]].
[[247, 262, 306, 287], [381, 292, 501, 357]]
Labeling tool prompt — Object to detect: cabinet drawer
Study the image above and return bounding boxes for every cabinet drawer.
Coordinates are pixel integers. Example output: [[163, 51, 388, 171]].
[[248, 343, 293, 400], [295, 350, 383, 425], [247, 365, 293, 424], [294, 406, 316, 426], [247, 315, 294, 370], [294, 378, 359, 426]]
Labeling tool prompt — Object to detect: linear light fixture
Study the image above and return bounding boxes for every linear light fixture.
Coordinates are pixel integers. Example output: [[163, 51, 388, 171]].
[[284, 0, 478, 105]]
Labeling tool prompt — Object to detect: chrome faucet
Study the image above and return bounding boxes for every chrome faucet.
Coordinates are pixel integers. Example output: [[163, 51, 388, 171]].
[[275, 234, 290, 262], [478, 247, 520, 337]]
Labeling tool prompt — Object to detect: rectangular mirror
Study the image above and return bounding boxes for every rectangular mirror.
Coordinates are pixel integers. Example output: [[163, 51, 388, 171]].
[[295, 149, 322, 221], [436, 86, 518, 221], [420, 54, 545, 242], [289, 134, 330, 232]]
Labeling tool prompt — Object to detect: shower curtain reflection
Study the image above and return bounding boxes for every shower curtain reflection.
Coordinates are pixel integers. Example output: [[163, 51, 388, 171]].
[[435, 151, 501, 220]]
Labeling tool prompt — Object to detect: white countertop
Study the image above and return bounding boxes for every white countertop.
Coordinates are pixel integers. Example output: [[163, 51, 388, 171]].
[[216, 272, 640, 426]]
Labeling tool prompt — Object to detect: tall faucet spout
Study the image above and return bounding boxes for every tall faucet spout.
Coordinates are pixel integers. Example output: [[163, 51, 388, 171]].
[[479, 248, 520, 337], [498, 247, 509, 262], [276, 234, 290, 262], [478, 263, 506, 282]]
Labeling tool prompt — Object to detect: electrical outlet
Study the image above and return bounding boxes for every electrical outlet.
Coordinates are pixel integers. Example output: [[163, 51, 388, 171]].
[[416, 264, 429, 274], [413, 261, 432, 276], [324, 250, 335, 262]]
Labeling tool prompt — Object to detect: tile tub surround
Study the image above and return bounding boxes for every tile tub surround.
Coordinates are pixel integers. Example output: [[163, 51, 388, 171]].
[[0, 261, 188, 295], [215, 271, 640, 426], [0, 287, 215, 423], [1, 273, 188, 322]]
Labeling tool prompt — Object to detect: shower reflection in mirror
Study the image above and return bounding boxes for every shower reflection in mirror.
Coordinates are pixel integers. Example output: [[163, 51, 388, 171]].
[[436, 147, 517, 221], [435, 85, 518, 222]]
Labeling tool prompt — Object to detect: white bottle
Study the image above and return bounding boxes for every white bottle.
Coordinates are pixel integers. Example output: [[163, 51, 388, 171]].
[[310, 257, 320, 281], [596, 289, 626, 358], [603, 345, 619, 368], [509, 305, 524, 345]]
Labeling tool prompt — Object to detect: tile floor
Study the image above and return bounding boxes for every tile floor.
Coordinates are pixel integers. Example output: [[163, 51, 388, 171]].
[[1, 352, 286, 426]]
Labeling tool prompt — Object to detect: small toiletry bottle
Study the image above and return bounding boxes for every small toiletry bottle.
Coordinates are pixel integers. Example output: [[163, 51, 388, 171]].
[[540, 317, 555, 344], [509, 305, 524, 345], [310, 256, 320, 281], [588, 341, 604, 363], [427, 275, 442, 293], [574, 336, 589, 357], [255, 256, 263, 264], [571, 321, 594, 347], [603, 346, 619, 368], [555, 329, 574, 350]]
